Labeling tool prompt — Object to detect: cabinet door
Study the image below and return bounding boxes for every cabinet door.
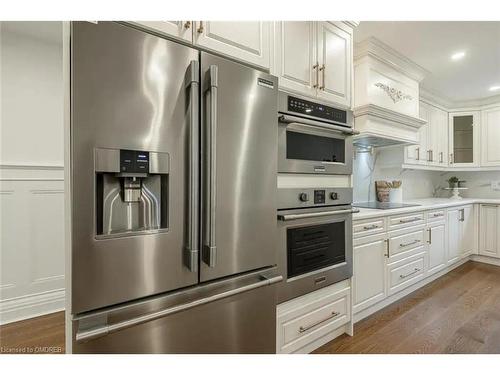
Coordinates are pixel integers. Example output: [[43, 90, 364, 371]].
[[460, 205, 475, 257], [352, 236, 387, 314], [449, 111, 480, 167], [405, 101, 429, 165], [447, 208, 460, 264], [481, 108, 500, 167], [132, 21, 193, 42], [193, 21, 270, 69], [273, 21, 317, 98], [479, 204, 500, 258], [427, 223, 446, 275], [436, 107, 449, 166], [316, 22, 352, 108]]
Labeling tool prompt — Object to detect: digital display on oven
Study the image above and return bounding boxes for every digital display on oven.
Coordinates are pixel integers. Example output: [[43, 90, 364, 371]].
[[314, 190, 325, 204], [287, 96, 347, 124]]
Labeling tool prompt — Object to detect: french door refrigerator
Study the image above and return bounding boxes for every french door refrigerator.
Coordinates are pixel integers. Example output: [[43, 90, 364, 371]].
[[70, 21, 281, 353]]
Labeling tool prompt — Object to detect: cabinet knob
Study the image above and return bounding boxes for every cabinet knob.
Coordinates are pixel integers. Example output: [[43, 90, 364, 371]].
[[184, 21, 191, 29]]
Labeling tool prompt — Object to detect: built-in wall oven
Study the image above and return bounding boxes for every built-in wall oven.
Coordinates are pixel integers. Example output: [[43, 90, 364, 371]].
[[278, 91, 356, 175], [276, 187, 358, 303]]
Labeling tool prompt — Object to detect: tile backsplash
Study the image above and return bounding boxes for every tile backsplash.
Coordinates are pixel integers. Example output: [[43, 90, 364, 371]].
[[353, 146, 500, 201]]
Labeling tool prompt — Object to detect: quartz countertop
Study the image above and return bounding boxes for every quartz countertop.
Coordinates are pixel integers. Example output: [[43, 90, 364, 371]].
[[353, 198, 500, 221]]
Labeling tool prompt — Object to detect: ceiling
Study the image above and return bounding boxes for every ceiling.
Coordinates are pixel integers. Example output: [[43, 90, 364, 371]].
[[354, 21, 500, 103]]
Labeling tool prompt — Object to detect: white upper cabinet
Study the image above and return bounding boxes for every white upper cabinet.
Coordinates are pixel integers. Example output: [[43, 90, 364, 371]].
[[274, 21, 317, 98], [481, 107, 500, 167], [194, 21, 271, 69], [132, 21, 193, 42], [316, 22, 352, 108], [273, 21, 353, 108], [404, 101, 448, 167], [448, 111, 480, 167]]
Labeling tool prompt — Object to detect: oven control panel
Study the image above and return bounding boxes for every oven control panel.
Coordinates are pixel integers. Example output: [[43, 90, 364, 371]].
[[287, 95, 347, 124], [277, 187, 353, 210]]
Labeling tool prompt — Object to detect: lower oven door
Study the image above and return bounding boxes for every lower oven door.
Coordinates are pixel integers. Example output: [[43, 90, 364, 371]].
[[278, 118, 353, 175], [276, 206, 354, 303]]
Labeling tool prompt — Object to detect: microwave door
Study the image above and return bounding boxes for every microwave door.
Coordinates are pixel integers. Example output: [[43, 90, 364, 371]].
[[278, 121, 353, 175]]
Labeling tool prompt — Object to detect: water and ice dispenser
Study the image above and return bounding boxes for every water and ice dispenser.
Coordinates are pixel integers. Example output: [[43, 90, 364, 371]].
[[95, 148, 169, 236]]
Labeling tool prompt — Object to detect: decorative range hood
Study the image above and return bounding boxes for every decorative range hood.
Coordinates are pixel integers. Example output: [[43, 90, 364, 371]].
[[353, 37, 427, 147]]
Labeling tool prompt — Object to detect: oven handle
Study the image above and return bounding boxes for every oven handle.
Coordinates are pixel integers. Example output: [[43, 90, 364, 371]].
[[278, 114, 359, 136], [278, 208, 360, 221]]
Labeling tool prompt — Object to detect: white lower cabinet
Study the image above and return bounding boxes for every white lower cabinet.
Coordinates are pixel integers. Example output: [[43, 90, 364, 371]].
[[276, 281, 351, 354], [352, 233, 387, 314], [426, 221, 447, 275], [387, 252, 426, 295], [448, 205, 475, 264], [479, 204, 500, 258]]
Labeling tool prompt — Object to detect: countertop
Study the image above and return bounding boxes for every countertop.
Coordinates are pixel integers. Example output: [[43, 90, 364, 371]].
[[353, 198, 500, 221]]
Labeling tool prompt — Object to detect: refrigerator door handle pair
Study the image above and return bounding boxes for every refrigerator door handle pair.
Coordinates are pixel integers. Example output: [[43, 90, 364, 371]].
[[184, 62, 219, 271]]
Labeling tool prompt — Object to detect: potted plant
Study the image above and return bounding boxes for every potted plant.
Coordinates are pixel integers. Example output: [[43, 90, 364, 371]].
[[447, 176, 459, 189]]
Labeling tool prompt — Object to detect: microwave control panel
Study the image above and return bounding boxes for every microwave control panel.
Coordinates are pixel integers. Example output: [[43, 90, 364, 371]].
[[287, 96, 347, 124]]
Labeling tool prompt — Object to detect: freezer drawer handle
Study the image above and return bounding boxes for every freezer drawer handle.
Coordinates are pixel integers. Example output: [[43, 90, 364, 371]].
[[298, 311, 340, 333], [278, 114, 359, 136], [277, 208, 359, 221], [184, 60, 200, 272], [203, 64, 218, 268], [75, 273, 283, 343]]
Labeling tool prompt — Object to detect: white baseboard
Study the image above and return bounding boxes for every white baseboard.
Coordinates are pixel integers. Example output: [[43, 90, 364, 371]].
[[0, 289, 65, 325], [353, 257, 470, 324], [471, 254, 500, 267]]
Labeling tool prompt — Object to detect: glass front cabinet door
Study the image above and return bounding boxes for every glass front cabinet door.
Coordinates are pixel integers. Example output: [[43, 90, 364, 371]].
[[448, 111, 480, 167]]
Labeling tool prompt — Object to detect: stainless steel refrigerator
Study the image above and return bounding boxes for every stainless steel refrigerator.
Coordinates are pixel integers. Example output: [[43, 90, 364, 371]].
[[69, 21, 281, 353]]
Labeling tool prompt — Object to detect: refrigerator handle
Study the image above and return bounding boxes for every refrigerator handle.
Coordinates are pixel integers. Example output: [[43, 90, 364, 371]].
[[203, 64, 218, 268], [184, 60, 200, 272]]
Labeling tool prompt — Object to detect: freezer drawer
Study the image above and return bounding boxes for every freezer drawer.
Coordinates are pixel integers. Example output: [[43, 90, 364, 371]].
[[72, 268, 282, 353]]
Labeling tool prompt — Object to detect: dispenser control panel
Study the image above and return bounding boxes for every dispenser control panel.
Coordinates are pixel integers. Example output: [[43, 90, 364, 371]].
[[120, 150, 149, 173]]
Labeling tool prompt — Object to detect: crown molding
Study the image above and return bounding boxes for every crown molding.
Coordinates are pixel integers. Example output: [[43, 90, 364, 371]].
[[354, 37, 429, 82], [420, 87, 500, 111], [342, 21, 359, 29]]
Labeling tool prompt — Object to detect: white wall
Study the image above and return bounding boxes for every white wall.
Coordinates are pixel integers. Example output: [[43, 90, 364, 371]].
[[353, 146, 500, 202], [0, 22, 65, 324]]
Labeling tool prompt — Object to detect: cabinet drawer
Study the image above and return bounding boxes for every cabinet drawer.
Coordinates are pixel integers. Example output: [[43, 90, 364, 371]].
[[353, 218, 386, 238], [388, 212, 424, 230], [282, 295, 348, 347], [426, 210, 445, 222], [388, 253, 425, 295], [277, 283, 350, 354], [388, 228, 425, 260]]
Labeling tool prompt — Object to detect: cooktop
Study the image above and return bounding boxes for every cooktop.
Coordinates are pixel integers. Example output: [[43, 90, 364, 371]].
[[353, 202, 422, 210]]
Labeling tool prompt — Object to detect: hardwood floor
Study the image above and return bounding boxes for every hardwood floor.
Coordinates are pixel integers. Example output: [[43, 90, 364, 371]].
[[1, 262, 499, 354], [314, 261, 500, 354], [0, 311, 65, 354]]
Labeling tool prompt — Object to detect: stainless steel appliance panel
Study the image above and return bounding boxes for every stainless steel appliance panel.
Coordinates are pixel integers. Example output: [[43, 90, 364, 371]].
[[199, 52, 278, 282], [73, 268, 282, 353], [276, 187, 355, 303], [71, 22, 199, 314]]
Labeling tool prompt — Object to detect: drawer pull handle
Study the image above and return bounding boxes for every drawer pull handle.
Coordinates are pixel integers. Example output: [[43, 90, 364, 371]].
[[399, 239, 421, 248], [363, 224, 379, 230], [432, 213, 443, 218], [399, 268, 421, 279], [298, 311, 340, 333], [399, 218, 421, 224]]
